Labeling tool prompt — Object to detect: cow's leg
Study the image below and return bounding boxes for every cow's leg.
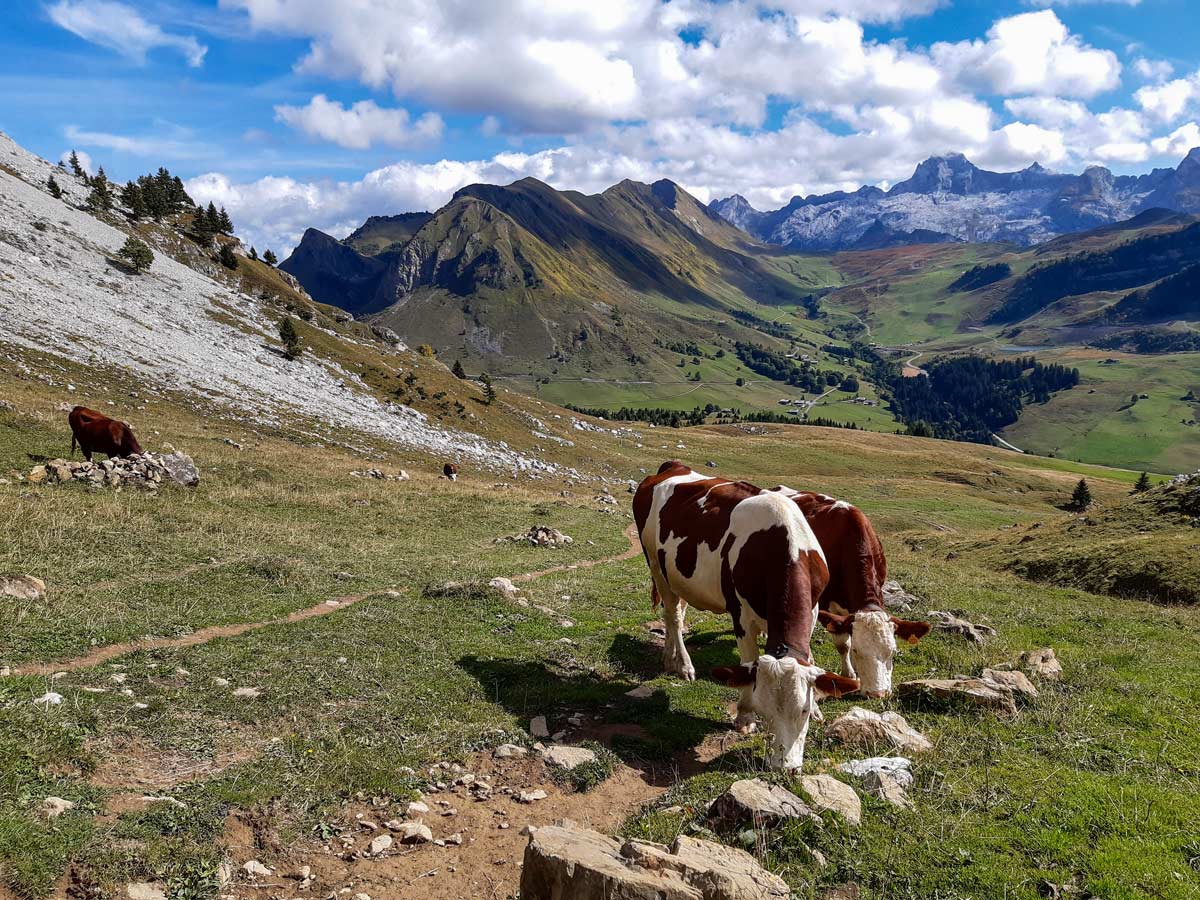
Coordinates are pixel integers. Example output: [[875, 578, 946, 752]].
[[660, 591, 695, 682], [734, 619, 761, 733], [832, 631, 857, 679]]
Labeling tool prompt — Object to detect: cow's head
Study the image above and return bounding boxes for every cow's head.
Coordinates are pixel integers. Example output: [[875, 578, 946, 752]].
[[819, 609, 931, 698], [712, 656, 858, 772]]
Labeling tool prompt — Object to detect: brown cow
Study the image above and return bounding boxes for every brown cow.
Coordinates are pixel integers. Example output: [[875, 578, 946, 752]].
[[634, 461, 857, 771], [443, 462, 460, 481], [68, 406, 143, 461], [771, 487, 930, 697]]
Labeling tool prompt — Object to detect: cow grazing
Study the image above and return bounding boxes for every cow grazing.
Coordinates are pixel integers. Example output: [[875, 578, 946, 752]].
[[443, 463, 459, 481], [68, 406, 143, 461], [634, 461, 858, 771], [772, 488, 930, 697]]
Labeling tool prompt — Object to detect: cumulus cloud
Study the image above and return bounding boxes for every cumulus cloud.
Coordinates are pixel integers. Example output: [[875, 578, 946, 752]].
[[933, 10, 1120, 98], [48, 0, 208, 66], [1151, 122, 1200, 157], [1133, 57, 1174, 83], [1135, 70, 1200, 122], [275, 95, 444, 149]]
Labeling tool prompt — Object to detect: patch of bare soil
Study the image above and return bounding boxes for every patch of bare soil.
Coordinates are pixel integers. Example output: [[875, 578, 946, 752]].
[[222, 751, 667, 900], [88, 734, 264, 791]]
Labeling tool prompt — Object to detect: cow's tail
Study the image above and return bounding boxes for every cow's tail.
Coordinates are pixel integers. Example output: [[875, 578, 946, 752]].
[[70, 433, 76, 456]]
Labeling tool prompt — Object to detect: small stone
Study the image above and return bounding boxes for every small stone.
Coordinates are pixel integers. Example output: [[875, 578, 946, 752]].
[[838, 757, 914, 789], [33, 691, 63, 706], [530, 715, 550, 738], [0, 574, 46, 600], [826, 707, 932, 754], [540, 745, 598, 771], [926, 610, 997, 644], [488, 577, 521, 599], [494, 743, 528, 758], [41, 796, 75, 819], [861, 771, 913, 809], [125, 883, 167, 900], [397, 822, 433, 844], [289, 865, 311, 881], [899, 677, 1019, 716], [800, 775, 862, 826], [708, 779, 821, 827], [232, 686, 260, 698], [213, 677, 230, 686], [1021, 647, 1063, 681], [369, 834, 393, 856], [624, 684, 656, 699], [517, 789, 549, 804], [241, 860, 272, 879], [445, 832, 463, 845], [982, 668, 1038, 700], [406, 800, 430, 816]]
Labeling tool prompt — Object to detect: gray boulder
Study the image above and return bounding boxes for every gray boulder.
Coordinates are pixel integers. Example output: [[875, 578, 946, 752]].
[[159, 451, 200, 487], [520, 822, 790, 899], [0, 575, 46, 601], [799, 775, 861, 826], [709, 778, 821, 828], [898, 677, 1019, 716], [825, 707, 932, 754], [1021, 648, 1063, 681]]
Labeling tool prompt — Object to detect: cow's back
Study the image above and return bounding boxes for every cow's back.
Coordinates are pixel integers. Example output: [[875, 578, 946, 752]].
[[778, 489, 885, 612]]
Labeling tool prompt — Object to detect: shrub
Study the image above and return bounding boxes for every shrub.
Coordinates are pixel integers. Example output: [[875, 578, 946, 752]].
[[117, 236, 154, 273], [278, 317, 301, 360], [46, 175, 63, 199], [1132, 472, 1151, 494], [417, 344, 436, 358], [218, 243, 238, 270], [481, 373, 497, 405], [1070, 478, 1093, 511]]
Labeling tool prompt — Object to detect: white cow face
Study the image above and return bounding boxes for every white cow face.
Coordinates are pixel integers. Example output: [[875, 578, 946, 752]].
[[822, 610, 931, 698], [751, 656, 854, 772]]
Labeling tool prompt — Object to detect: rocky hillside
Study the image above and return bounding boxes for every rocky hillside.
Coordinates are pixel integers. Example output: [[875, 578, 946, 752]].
[[0, 129, 566, 477], [711, 149, 1200, 250]]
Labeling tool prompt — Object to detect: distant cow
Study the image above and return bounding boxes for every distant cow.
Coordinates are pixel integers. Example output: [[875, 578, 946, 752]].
[[443, 463, 459, 481], [68, 406, 143, 461], [634, 461, 857, 771], [772, 488, 930, 697]]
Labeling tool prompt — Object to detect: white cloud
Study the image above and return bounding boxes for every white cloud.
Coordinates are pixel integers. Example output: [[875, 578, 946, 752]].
[[1133, 57, 1174, 83], [1003, 96, 1089, 127], [1135, 70, 1200, 122], [933, 10, 1120, 98], [47, 0, 207, 66], [63, 124, 209, 159], [274, 95, 444, 149], [1151, 122, 1200, 157], [59, 149, 93, 175]]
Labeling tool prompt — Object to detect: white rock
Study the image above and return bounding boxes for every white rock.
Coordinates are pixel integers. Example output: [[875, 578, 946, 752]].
[[518, 789, 549, 804], [33, 691, 63, 706], [624, 684, 656, 699], [494, 743, 528, 758], [41, 796, 75, 818], [369, 834, 393, 856], [826, 706, 933, 754], [540, 745, 598, 771], [406, 800, 430, 817], [241, 860, 272, 879], [838, 757, 914, 789], [397, 821, 433, 844], [125, 882, 167, 900], [232, 686, 260, 698]]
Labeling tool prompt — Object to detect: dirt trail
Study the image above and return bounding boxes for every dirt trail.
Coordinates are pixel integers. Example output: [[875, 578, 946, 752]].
[[12, 522, 643, 676]]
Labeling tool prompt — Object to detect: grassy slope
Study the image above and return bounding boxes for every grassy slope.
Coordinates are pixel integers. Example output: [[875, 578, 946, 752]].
[[3, 346, 1199, 899]]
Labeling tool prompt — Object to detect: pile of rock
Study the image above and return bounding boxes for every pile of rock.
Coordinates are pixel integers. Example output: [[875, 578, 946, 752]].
[[496, 525, 575, 548], [26, 452, 199, 490], [350, 468, 410, 481]]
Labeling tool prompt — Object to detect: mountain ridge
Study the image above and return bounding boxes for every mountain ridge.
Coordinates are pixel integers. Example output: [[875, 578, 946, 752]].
[[710, 149, 1200, 250]]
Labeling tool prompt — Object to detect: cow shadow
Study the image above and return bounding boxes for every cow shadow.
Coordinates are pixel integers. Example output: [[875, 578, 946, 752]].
[[605, 630, 741, 680], [457, 652, 739, 785]]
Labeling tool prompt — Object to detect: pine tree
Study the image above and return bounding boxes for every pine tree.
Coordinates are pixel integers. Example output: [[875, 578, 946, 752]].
[[249, 246, 258, 261], [452, 360, 466, 379], [218, 242, 238, 270], [117, 236, 153, 273], [1132, 471, 1151, 494], [46, 175, 63, 199], [217, 206, 234, 235], [205, 202, 221, 234], [262, 249, 278, 266], [481, 373, 497, 405], [121, 181, 147, 218], [1070, 478, 1093, 511], [68, 150, 85, 179], [86, 173, 114, 211], [278, 317, 301, 360]]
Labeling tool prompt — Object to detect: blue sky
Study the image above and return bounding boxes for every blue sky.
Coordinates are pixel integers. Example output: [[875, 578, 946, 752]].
[[2, 0, 1198, 253]]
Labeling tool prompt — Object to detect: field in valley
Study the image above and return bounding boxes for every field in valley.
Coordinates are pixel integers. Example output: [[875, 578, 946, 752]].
[[3, 353, 1199, 900]]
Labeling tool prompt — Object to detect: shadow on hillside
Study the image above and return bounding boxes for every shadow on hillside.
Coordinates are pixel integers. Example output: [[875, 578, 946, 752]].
[[605, 630, 740, 680], [457, 652, 734, 782]]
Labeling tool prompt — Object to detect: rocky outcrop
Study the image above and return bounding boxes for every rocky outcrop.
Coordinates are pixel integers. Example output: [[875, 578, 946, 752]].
[[279, 227, 388, 315], [520, 823, 790, 899]]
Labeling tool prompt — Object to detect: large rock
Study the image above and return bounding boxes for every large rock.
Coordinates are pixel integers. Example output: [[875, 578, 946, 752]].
[[981, 668, 1038, 700], [1021, 648, 1063, 681], [825, 707, 932, 754], [926, 610, 996, 644], [0, 574, 46, 601], [159, 451, 200, 487], [799, 775, 861, 826], [898, 677, 1018, 716], [520, 823, 790, 899], [541, 745, 598, 771], [709, 779, 821, 828]]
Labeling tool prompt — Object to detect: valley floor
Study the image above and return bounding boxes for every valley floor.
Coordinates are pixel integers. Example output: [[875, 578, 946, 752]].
[[2, 363, 1198, 900]]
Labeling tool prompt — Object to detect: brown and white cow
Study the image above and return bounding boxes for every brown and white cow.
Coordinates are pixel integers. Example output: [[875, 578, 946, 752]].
[[68, 406, 143, 461], [634, 461, 858, 771], [771, 488, 930, 697], [443, 463, 460, 481]]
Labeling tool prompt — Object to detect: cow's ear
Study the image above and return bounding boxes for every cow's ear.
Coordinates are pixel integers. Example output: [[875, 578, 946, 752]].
[[819, 610, 854, 635], [711, 665, 756, 687], [814, 672, 859, 699], [892, 618, 932, 645]]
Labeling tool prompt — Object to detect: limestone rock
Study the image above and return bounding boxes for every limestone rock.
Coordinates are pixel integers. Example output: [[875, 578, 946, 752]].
[[126, 883, 167, 900], [405, 801, 430, 817], [160, 451, 200, 487], [709, 779, 821, 828], [625, 684, 657, 699], [0, 574, 45, 601], [825, 707, 932, 754], [518, 789, 549, 804], [530, 715, 550, 738], [837, 757, 913, 789], [1021, 648, 1063, 681], [368, 834, 393, 856], [488, 577, 521, 599], [981, 668, 1038, 700], [241, 860, 272, 879], [520, 823, 790, 899], [799, 775, 861, 826], [861, 770, 913, 809], [898, 677, 1018, 716], [541, 745, 597, 771], [926, 610, 996, 644], [33, 691, 63, 706], [40, 796, 75, 819], [882, 580, 921, 612], [397, 821, 433, 844]]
